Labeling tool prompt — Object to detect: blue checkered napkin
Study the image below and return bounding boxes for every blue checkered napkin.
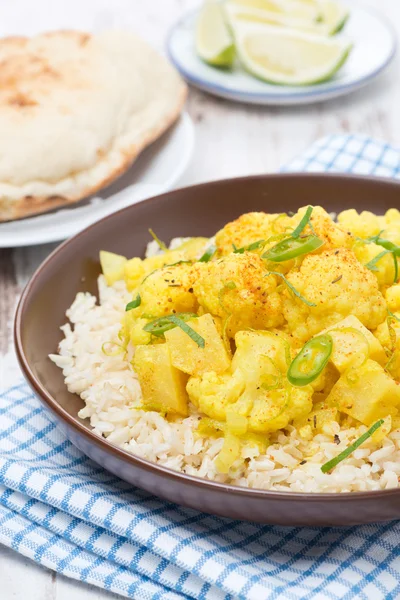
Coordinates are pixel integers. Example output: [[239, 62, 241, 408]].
[[282, 134, 400, 178], [1, 136, 400, 600]]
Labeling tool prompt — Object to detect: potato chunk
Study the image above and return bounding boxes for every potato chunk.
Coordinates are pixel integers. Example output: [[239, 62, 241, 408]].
[[321, 315, 387, 372], [133, 344, 188, 416], [165, 314, 231, 376], [326, 359, 400, 425], [100, 251, 127, 285]]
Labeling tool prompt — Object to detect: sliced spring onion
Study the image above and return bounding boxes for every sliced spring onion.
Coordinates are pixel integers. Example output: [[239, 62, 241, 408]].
[[266, 272, 316, 307], [291, 206, 313, 238], [262, 235, 324, 262], [143, 313, 198, 337], [287, 334, 333, 387], [233, 239, 265, 254], [393, 253, 399, 283], [148, 228, 168, 252], [125, 294, 141, 311], [260, 355, 283, 390], [365, 249, 392, 272], [321, 419, 384, 473], [143, 313, 205, 347], [165, 260, 192, 267], [101, 342, 125, 356], [388, 310, 400, 322], [166, 315, 205, 348], [199, 244, 216, 262], [366, 232, 400, 255], [364, 234, 400, 283]]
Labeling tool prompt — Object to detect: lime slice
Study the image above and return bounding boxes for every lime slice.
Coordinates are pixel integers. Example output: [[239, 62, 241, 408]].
[[196, 1, 235, 67], [231, 21, 352, 85]]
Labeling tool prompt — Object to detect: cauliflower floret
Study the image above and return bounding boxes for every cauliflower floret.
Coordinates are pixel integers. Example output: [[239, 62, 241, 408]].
[[123, 237, 209, 291], [215, 211, 291, 256], [386, 284, 400, 312], [289, 205, 353, 250], [134, 263, 198, 318], [337, 209, 383, 239], [187, 370, 245, 420], [187, 330, 313, 433], [283, 248, 387, 342], [192, 252, 283, 336], [374, 314, 400, 381]]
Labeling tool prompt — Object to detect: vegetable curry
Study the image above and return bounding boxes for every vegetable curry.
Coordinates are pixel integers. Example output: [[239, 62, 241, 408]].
[[100, 206, 400, 473]]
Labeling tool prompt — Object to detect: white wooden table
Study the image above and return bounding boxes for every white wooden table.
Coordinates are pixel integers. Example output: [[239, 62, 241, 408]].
[[0, 0, 399, 598]]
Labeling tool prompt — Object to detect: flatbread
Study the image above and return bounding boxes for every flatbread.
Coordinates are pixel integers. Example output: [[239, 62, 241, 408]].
[[0, 30, 187, 221]]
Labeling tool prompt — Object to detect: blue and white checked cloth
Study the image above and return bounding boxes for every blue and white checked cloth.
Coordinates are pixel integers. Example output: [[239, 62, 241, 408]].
[[1, 134, 400, 600]]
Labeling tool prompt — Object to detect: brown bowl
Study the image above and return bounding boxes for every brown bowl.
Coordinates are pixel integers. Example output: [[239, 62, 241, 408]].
[[15, 173, 400, 527]]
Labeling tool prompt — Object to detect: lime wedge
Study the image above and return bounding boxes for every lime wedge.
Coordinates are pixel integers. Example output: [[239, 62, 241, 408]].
[[224, 1, 321, 32], [231, 21, 352, 85], [227, 0, 321, 22], [225, 0, 349, 35], [285, 0, 350, 35], [317, 0, 350, 35], [196, 2, 235, 67]]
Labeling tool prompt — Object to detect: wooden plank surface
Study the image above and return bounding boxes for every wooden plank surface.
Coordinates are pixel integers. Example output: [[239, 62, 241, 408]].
[[0, 0, 400, 597]]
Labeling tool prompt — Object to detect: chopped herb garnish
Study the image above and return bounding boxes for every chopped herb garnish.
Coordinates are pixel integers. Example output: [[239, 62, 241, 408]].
[[148, 228, 168, 252], [266, 271, 316, 307], [388, 310, 400, 322], [166, 315, 205, 348], [233, 239, 265, 254], [165, 260, 192, 267], [199, 244, 216, 262], [125, 294, 141, 311], [363, 233, 400, 283], [321, 419, 384, 473], [365, 250, 392, 272], [143, 313, 205, 347], [334, 434, 341, 445], [331, 275, 343, 284], [224, 281, 237, 290], [291, 206, 313, 239]]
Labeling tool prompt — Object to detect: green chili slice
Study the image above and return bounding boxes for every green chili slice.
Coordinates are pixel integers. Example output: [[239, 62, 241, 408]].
[[125, 294, 141, 311], [262, 235, 324, 262], [143, 313, 205, 347], [287, 334, 333, 387], [291, 206, 313, 238], [199, 244, 216, 262], [321, 419, 384, 473]]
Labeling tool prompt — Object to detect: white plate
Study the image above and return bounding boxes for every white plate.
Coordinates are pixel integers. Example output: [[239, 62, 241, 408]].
[[167, 2, 396, 106], [0, 113, 194, 248]]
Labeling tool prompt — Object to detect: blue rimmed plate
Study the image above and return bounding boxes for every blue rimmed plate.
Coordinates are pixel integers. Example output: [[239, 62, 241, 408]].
[[167, 2, 396, 106]]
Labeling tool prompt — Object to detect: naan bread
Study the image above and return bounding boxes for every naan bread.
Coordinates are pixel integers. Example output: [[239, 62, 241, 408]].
[[0, 30, 187, 221]]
